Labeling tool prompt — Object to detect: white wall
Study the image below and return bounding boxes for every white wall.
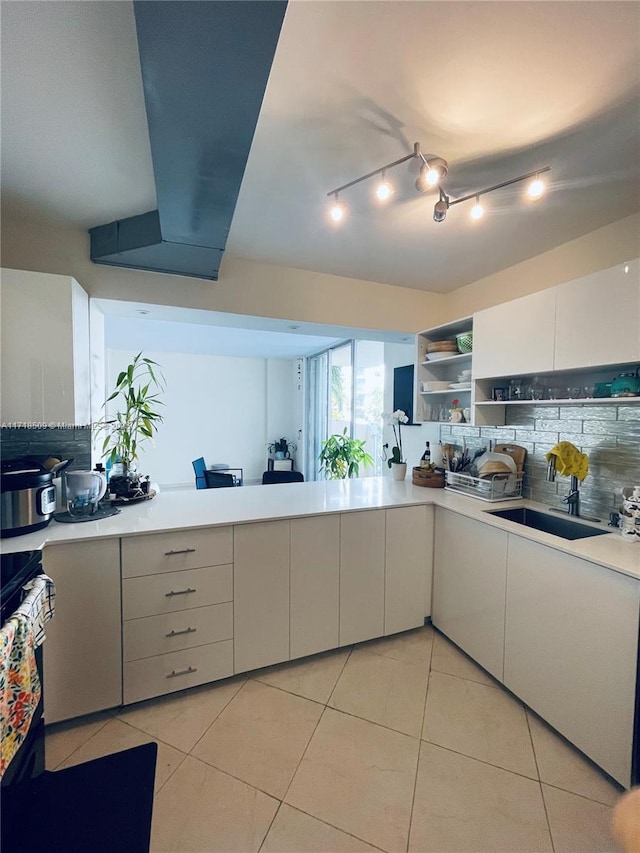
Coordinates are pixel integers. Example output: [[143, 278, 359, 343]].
[[383, 343, 441, 474], [104, 348, 296, 488]]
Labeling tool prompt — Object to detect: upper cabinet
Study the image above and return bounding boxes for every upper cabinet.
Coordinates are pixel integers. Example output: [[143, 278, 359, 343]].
[[554, 260, 640, 370], [473, 288, 556, 379], [473, 260, 640, 381], [1, 268, 91, 424]]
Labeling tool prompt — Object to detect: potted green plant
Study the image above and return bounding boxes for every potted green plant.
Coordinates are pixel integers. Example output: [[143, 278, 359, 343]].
[[318, 428, 374, 480], [268, 437, 296, 459], [94, 352, 165, 498]]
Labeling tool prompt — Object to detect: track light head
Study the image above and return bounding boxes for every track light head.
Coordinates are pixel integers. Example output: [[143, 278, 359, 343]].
[[470, 195, 484, 220], [375, 171, 393, 201], [433, 191, 449, 223], [527, 175, 545, 200], [415, 157, 449, 192], [329, 194, 346, 223]]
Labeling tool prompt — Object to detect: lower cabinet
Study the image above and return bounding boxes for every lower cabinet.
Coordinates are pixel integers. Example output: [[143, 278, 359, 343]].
[[339, 510, 386, 645], [234, 520, 290, 673], [432, 508, 508, 681], [120, 528, 235, 705], [504, 535, 640, 787], [43, 540, 122, 724], [385, 505, 431, 635], [290, 515, 340, 659]]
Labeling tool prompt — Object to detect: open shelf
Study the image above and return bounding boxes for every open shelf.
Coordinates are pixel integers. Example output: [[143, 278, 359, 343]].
[[421, 353, 471, 367], [474, 396, 640, 406]]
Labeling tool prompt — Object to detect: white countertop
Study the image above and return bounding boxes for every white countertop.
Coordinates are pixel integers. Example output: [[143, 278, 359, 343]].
[[3, 478, 639, 581]]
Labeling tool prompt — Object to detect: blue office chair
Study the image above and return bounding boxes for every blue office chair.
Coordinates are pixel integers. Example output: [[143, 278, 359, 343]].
[[192, 457, 208, 489], [262, 470, 304, 485]]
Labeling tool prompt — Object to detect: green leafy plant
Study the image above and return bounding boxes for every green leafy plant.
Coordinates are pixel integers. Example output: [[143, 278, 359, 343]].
[[94, 352, 165, 469], [318, 428, 374, 480], [268, 437, 296, 457]]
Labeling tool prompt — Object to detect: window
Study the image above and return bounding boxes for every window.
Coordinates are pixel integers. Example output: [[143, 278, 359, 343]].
[[306, 340, 384, 479]]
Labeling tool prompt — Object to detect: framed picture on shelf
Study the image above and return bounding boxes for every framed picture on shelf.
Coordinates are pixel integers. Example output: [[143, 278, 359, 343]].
[[492, 386, 508, 402]]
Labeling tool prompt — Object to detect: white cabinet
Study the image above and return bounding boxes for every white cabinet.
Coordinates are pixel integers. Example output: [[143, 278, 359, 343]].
[[121, 533, 234, 705], [339, 510, 385, 645], [473, 288, 556, 379], [1, 268, 90, 424], [555, 260, 640, 369], [384, 505, 431, 635], [43, 540, 121, 723], [504, 535, 639, 787], [234, 520, 290, 672], [432, 509, 508, 681], [290, 515, 340, 659]]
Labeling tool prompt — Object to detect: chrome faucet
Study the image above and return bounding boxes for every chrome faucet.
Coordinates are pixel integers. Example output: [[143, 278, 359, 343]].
[[546, 454, 600, 522]]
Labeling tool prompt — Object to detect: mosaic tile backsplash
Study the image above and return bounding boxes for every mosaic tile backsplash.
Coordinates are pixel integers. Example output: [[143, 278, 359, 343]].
[[440, 404, 640, 520], [1, 427, 92, 472]]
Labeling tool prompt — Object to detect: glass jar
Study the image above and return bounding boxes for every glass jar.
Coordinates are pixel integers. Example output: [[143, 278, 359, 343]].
[[508, 379, 522, 401]]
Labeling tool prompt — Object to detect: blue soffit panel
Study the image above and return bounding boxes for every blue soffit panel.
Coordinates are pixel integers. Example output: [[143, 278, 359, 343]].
[[89, 0, 287, 281]]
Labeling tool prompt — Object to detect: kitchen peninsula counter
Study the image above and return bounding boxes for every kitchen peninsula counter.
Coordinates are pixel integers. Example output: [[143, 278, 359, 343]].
[[2, 477, 639, 581]]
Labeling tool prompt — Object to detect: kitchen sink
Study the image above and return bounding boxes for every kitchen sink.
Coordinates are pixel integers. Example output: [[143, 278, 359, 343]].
[[487, 507, 609, 540]]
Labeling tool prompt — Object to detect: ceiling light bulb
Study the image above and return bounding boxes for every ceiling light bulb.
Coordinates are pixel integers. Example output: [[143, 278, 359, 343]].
[[376, 177, 393, 201], [527, 177, 545, 200], [330, 197, 346, 223], [426, 168, 440, 187], [470, 197, 484, 220]]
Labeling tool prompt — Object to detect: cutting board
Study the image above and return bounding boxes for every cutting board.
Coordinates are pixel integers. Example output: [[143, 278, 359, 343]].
[[493, 443, 526, 473]]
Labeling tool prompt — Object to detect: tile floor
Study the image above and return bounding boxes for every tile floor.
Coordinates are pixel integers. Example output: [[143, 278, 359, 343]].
[[45, 626, 624, 853]]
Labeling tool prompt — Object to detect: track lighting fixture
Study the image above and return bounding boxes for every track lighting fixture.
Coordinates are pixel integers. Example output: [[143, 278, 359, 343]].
[[329, 194, 346, 223], [376, 171, 393, 201], [527, 174, 545, 200], [325, 141, 550, 225], [470, 195, 484, 220], [433, 190, 449, 223]]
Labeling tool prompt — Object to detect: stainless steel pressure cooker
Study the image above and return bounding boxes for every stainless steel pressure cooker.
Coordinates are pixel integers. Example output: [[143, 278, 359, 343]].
[[1, 459, 56, 538]]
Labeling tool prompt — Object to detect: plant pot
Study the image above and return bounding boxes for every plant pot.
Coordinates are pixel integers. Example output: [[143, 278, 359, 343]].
[[391, 462, 407, 481]]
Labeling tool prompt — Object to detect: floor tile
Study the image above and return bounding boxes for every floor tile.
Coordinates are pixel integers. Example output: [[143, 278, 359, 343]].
[[542, 783, 616, 852], [191, 680, 323, 798], [252, 648, 350, 704], [45, 711, 112, 770], [422, 671, 538, 778], [261, 804, 380, 853], [527, 711, 621, 806], [57, 717, 185, 793], [151, 756, 278, 853], [356, 625, 434, 665], [117, 675, 245, 753], [328, 647, 428, 736], [285, 707, 419, 853], [430, 631, 496, 686], [409, 741, 553, 852]]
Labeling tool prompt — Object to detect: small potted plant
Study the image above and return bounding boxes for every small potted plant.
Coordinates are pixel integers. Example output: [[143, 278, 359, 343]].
[[94, 353, 165, 499], [268, 437, 296, 459], [386, 409, 408, 480], [318, 428, 374, 480]]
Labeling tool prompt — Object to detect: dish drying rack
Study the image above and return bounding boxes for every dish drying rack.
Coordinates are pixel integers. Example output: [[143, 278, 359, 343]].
[[445, 471, 523, 502]]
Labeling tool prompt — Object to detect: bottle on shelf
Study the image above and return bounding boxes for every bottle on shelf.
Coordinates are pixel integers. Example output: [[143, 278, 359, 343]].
[[420, 441, 432, 470]]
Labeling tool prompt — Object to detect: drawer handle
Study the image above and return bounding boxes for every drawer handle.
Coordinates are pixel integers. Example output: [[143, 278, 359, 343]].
[[166, 666, 198, 679], [164, 548, 196, 556], [165, 627, 197, 638], [165, 587, 196, 597]]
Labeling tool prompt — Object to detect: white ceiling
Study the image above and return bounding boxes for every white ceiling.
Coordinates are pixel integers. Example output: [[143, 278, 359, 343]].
[[95, 298, 414, 358], [2, 1, 639, 293]]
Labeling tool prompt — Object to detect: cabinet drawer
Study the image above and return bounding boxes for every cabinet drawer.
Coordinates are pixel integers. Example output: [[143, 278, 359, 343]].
[[123, 639, 234, 705], [124, 602, 233, 662], [123, 565, 232, 620], [121, 527, 233, 578]]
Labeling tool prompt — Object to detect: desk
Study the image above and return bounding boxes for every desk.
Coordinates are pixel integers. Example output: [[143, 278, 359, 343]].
[[207, 467, 243, 486]]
